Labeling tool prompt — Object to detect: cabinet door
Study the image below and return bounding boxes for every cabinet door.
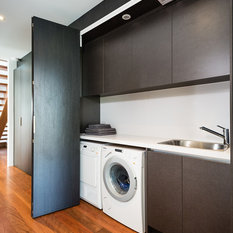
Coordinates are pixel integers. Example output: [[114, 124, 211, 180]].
[[173, 0, 230, 83], [132, 8, 172, 88], [14, 54, 32, 176], [20, 53, 32, 175], [183, 157, 231, 233], [32, 17, 81, 218], [104, 24, 133, 94], [14, 67, 22, 171], [82, 37, 104, 96], [147, 151, 182, 233]]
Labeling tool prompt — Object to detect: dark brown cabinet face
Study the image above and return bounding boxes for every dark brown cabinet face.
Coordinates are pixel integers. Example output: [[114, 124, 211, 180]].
[[183, 157, 231, 233], [104, 8, 172, 95], [147, 151, 182, 233], [131, 8, 172, 89], [147, 151, 231, 233], [104, 24, 133, 94], [82, 0, 230, 97], [82, 37, 104, 96], [172, 0, 230, 83]]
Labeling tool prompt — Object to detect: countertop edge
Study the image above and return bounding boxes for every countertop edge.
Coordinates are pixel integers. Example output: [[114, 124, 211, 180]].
[[80, 134, 230, 164]]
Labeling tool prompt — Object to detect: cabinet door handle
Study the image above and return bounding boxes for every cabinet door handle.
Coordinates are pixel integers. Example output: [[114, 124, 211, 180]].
[[20, 117, 22, 126]]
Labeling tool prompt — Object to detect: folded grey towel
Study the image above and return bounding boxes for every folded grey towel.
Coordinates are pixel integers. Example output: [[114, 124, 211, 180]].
[[88, 124, 111, 129], [85, 124, 116, 135]]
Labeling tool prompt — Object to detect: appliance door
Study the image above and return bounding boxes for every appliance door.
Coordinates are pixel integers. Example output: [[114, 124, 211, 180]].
[[80, 151, 97, 188], [103, 156, 137, 202]]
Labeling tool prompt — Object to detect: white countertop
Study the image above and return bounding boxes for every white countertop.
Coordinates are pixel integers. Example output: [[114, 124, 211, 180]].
[[80, 134, 231, 164]]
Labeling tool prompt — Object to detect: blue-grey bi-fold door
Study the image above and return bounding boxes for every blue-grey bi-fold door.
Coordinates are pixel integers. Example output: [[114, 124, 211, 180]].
[[32, 16, 80, 218]]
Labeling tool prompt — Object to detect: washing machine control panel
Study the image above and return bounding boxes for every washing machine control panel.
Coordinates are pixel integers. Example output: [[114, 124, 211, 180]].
[[102, 146, 144, 169]]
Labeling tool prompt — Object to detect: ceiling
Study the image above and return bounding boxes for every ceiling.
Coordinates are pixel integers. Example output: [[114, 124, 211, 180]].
[[0, 0, 103, 59]]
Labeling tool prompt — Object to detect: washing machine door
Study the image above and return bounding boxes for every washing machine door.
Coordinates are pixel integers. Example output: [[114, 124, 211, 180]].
[[103, 156, 137, 202]]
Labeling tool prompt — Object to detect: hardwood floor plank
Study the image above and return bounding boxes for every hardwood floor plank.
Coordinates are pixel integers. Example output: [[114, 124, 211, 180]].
[[65, 207, 103, 232], [0, 149, 135, 233]]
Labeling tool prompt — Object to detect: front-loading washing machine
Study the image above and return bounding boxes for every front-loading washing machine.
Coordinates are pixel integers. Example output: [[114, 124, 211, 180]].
[[102, 145, 145, 233]]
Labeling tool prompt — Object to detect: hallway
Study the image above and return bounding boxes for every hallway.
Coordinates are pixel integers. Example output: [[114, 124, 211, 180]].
[[0, 149, 134, 233]]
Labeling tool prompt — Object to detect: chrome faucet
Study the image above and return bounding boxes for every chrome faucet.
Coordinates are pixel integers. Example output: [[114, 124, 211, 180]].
[[200, 125, 229, 145]]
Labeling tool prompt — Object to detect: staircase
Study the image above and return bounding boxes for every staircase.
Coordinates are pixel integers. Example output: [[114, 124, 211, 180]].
[[0, 59, 8, 148]]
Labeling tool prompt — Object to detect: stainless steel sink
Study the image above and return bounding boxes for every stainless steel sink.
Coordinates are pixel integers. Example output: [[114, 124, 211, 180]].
[[158, 140, 229, 151]]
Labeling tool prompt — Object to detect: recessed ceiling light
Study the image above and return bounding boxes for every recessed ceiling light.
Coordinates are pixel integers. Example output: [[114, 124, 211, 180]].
[[122, 14, 131, 21], [0, 15, 5, 21]]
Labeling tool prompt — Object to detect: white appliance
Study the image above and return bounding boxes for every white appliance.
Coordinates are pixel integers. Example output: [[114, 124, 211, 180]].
[[102, 145, 145, 233], [80, 141, 103, 209]]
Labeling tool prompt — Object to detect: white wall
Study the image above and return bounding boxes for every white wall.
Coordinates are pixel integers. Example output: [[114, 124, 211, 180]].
[[7, 58, 17, 167], [101, 81, 230, 143]]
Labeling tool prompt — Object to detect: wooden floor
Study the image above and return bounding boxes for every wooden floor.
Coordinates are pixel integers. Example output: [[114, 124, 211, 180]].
[[0, 149, 134, 233]]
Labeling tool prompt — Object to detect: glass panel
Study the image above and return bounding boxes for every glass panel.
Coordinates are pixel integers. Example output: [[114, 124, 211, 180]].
[[110, 164, 130, 195]]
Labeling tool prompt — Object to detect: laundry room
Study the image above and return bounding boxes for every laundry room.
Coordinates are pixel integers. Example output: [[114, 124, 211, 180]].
[[1, 0, 232, 232], [79, 0, 232, 232]]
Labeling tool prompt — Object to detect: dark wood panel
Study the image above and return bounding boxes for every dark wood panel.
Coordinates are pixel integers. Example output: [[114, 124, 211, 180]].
[[80, 97, 100, 133], [183, 157, 231, 233], [103, 6, 171, 95], [147, 151, 182, 233], [20, 53, 32, 175], [173, 0, 230, 83], [131, 7, 172, 88], [104, 24, 134, 93], [32, 17, 81, 218], [14, 68, 22, 170], [82, 37, 104, 96]]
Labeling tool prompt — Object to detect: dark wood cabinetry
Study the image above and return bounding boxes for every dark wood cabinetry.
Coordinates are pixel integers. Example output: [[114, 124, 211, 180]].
[[102, 6, 172, 95], [147, 151, 231, 233], [83, 37, 104, 96], [82, 0, 230, 97], [172, 0, 230, 84], [183, 157, 231, 233], [104, 24, 133, 94], [32, 17, 81, 218], [14, 53, 32, 175], [147, 151, 182, 233], [131, 8, 172, 89]]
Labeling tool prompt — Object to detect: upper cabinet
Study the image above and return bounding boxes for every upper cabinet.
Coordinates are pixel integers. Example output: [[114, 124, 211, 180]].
[[82, 0, 230, 96], [82, 37, 104, 96], [131, 8, 172, 89], [104, 7, 172, 95], [104, 24, 133, 94], [172, 0, 230, 84]]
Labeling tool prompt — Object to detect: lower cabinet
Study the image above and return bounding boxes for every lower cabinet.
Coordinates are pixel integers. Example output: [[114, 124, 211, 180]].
[[183, 157, 231, 233], [147, 151, 231, 233], [147, 151, 182, 233]]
